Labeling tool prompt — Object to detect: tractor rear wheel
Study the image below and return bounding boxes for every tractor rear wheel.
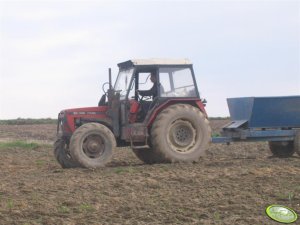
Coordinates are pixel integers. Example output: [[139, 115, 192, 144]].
[[269, 141, 295, 158], [70, 123, 116, 168], [54, 138, 81, 168], [151, 104, 211, 163]]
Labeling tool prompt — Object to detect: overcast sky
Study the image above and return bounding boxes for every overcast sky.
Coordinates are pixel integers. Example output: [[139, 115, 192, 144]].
[[0, 0, 299, 119]]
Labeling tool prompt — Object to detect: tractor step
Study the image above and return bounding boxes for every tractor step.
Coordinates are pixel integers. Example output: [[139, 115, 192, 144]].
[[132, 145, 150, 150], [129, 125, 149, 149]]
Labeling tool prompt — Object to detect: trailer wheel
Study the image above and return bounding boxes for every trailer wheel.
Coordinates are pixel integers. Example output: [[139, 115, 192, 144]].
[[268, 141, 295, 158], [54, 138, 81, 168], [151, 104, 211, 163], [294, 131, 300, 156], [70, 123, 116, 168], [132, 147, 165, 164]]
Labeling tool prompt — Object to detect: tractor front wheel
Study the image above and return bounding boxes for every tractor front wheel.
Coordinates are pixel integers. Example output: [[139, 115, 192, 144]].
[[54, 138, 81, 168], [269, 141, 295, 158], [70, 123, 116, 168]]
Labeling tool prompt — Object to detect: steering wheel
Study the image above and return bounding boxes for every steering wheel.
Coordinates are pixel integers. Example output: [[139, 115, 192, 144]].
[[102, 82, 110, 94], [138, 95, 151, 102], [137, 94, 144, 101]]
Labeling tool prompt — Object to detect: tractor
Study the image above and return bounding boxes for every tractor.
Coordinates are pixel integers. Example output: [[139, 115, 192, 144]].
[[54, 59, 211, 168]]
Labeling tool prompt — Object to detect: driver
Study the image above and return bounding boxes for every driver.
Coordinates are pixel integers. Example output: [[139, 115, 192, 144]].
[[137, 72, 158, 99]]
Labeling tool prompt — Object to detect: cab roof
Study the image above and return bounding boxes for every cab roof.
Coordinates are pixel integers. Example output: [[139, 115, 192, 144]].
[[118, 58, 192, 68]]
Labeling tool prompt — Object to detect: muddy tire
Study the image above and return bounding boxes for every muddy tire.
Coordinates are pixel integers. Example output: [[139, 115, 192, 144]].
[[151, 104, 211, 163], [132, 147, 165, 164], [70, 123, 116, 168], [269, 141, 295, 158], [294, 131, 300, 156], [54, 138, 81, 168]]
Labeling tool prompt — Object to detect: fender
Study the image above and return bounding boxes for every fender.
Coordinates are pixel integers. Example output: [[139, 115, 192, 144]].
[[146, 99, 207, 127]]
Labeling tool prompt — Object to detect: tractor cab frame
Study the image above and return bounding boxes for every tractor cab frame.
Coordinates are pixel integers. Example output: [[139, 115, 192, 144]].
[[104, 59, 206, 145]]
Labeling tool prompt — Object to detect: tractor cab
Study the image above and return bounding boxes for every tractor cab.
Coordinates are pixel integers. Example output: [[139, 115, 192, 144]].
[[112, 59, 201, 124]]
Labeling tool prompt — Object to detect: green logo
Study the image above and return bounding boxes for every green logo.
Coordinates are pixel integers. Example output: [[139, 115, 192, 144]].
[[266, 205, 298, 223]]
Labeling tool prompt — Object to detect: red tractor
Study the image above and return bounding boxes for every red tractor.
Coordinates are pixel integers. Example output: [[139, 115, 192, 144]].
[[54, 59, 211, 168]]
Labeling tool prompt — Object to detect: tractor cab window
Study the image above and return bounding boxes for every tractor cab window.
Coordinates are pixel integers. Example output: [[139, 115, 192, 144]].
[[159, 67, 197, 97], [138, 72, 155, 101], [114, 68, 134, 100], [158, 72, 171, 94], [138, 72, 153, 91]]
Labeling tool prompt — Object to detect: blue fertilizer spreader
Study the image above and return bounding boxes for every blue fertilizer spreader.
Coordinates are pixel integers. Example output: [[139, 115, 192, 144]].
[[212, 96, 300, 157]]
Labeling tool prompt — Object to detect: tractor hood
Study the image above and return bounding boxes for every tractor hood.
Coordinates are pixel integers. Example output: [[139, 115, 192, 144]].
[[57, 106, 111, 135], [61, 106, 109, 116]]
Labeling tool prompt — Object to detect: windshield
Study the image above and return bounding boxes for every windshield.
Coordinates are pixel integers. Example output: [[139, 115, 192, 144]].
[[114, 68, 134, 99]]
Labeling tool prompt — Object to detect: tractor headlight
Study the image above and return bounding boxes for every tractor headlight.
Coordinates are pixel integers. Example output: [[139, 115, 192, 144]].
[[75, 118, 81, 127]]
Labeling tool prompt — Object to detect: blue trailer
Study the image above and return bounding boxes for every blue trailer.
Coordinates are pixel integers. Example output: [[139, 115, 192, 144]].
[[212, 96, 300, 157]]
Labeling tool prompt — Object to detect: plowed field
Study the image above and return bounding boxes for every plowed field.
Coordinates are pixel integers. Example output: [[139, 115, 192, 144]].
[[0, 120, 299, 225]]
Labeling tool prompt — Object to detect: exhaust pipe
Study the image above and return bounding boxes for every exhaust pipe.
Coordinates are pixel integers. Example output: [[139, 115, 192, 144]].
[[109, 68, 112, 89]]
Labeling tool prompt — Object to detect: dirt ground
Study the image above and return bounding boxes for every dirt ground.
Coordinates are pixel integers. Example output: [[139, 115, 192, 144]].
[[0, 120, 299, 225]]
